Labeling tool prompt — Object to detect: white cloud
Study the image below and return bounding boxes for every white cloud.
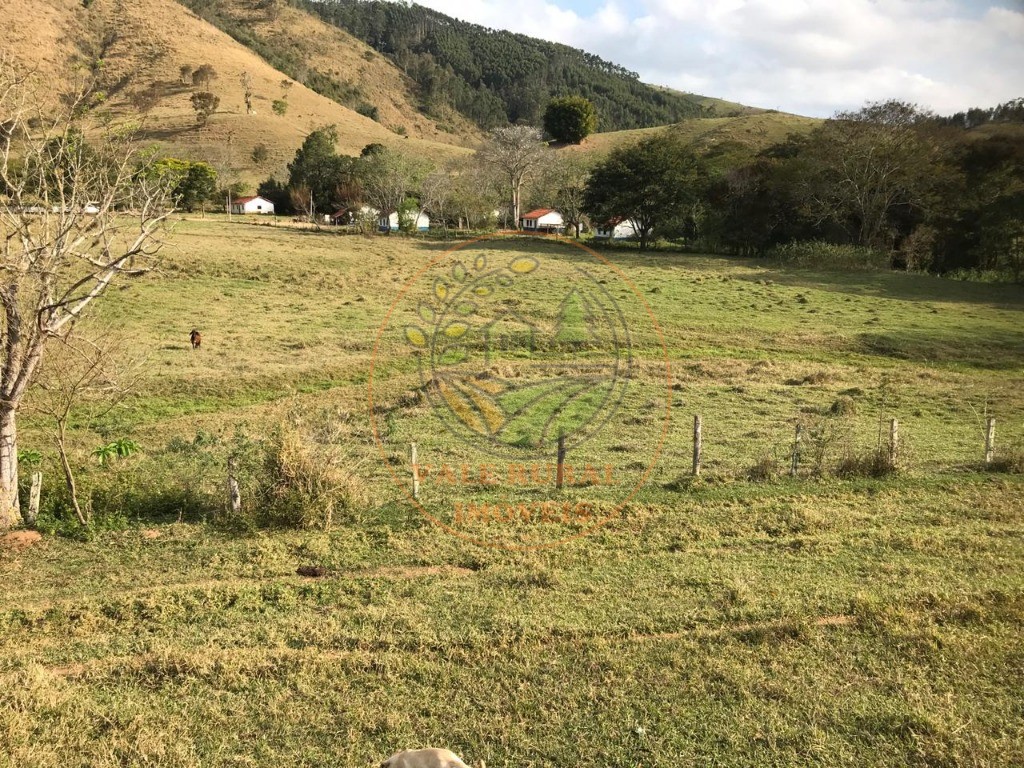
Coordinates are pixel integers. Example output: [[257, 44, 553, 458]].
[[412, 0, 1024, 116]]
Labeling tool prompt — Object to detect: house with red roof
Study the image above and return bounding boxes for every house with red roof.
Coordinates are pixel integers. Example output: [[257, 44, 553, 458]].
[[228, 195, 275, 215], [519, 208, 564, 233]]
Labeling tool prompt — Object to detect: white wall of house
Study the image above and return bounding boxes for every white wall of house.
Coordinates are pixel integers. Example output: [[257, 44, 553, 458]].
[[594, 220, 638, 240], [379, 209, 431, 231], [520, 211, 564, 230], [230, 197, 275, 215]]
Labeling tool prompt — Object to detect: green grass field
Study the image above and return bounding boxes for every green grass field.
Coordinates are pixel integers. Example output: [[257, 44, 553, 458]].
[[2, 219, 1023, 767]]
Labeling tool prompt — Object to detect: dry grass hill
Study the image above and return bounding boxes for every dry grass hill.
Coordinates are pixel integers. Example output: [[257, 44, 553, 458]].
[[0, 0, 474, 188], [562, 111, 821, 165]]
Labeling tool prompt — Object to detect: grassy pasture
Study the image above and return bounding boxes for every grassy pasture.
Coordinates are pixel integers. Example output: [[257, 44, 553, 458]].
[[1, 219, 1023, 767]]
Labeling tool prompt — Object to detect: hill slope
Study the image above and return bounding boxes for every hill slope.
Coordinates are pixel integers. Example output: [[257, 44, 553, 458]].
[[175, 0, 480, 145], [294, 0, 715, 131], [0, 0, 472, 187], [563, 111, 821, 168]]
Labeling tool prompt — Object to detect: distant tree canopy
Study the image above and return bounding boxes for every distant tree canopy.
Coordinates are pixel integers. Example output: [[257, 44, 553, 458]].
[[700, 99, 1024, 278], [190, 91, 219, 126], [584, 132, 707, 249], [932, 97, 1024, 129], [544, 96, 598, 144], [286, 126, 355, 214], [151, 159, 219, 212], [191, 63, 218, 88]]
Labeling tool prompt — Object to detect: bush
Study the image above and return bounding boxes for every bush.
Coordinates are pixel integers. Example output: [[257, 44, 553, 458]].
[[836, 447, 898, 478], [356, 102, 380, 122], [987, 441, 1024, 474], [768, 240, 890, 271], [229, 418, 370, 530], [746, 452, 781, 481]]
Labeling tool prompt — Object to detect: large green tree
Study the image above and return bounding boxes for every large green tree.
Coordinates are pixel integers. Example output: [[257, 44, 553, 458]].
[[583, 132, 706, 250], [286, 126, 352, 214], [544, 96, 598, 144], [152, 159, 218, 212]]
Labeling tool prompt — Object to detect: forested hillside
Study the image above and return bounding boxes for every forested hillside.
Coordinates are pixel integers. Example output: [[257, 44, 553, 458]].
[[291, 0, 708, 130]]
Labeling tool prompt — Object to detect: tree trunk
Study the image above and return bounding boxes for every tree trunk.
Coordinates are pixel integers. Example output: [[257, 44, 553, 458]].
[[512, 181, 521, 229], [0, 405, 21, 530], [56, 426, 87, 526]]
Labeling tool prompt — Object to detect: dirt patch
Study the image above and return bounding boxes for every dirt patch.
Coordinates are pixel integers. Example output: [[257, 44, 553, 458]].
[[0, 530, 42, 551], [363, 565, 474, 579]]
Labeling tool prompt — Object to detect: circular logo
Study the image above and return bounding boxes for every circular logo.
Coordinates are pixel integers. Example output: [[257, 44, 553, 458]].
[[369, 234, 671, 549]]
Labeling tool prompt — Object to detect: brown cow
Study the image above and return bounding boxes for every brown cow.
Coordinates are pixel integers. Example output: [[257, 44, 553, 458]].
[[190, 329, 202, 350]]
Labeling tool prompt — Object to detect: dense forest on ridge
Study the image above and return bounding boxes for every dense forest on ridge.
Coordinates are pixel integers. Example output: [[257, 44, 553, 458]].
[[288, 0, 707, 130]]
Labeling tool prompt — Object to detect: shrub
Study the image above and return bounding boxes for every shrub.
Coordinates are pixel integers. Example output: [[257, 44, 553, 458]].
[[768, 240, 890, 271], [240, 418, 369, 530], [271, 99, 288, 116], [987, 441, 1024, 474], [836, 447, 897, 478], [746, 452, 781, 482], [356, 102, 380, 121]]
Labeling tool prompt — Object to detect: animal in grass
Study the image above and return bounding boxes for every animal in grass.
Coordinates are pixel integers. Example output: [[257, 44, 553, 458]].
[[189, 329, 202, 350], [380, 749, 481, 768]]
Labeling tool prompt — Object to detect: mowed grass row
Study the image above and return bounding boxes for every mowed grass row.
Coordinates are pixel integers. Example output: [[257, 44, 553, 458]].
[[2, 219, 1024, 766]]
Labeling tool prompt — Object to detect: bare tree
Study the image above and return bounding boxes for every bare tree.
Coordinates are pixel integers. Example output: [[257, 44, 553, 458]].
[[0, 64, 173, 530], [478, 126, 548, 227], [533, 153, 592, 237], [419, 168, 456, 233], [357, 147, 431, 234], [801, 100, 943, 250], [240, 71, 254, 115], [27, 332, 140, 526]]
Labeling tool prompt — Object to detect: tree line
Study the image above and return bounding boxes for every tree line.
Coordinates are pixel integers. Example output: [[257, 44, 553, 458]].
[[246, 98, 1021, 279]]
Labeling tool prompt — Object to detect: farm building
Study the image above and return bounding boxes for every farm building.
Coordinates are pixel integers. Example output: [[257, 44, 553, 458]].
[[519, 208, 564, 233], [378, 209, 431, 232], [228, 196, 275, 215], [594, 218, 639, 240]]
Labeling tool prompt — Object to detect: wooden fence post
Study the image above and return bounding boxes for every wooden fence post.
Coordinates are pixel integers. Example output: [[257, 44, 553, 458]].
[[889, 418, 899, 468], [692, 415, 702, 476], [227, 457, 241, 515], [25, 472, 41, 527], [411, 442, 420, 500], [985, 417, 996, 466], [791, 424, 802, 477], [556, 432, 566, 489]]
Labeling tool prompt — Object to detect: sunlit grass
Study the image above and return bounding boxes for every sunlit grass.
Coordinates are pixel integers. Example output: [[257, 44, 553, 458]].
[[2, 219, 1023, 766]]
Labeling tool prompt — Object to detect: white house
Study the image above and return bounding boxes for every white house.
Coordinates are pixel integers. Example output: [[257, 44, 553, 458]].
[[519, 208, 564, 233], [378, 209, 430, 232], [594, 217, 639, 240], [229, 195, 275, 215]]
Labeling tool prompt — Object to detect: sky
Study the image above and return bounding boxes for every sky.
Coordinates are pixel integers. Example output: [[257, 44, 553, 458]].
[[411, 0, 1024, 117]]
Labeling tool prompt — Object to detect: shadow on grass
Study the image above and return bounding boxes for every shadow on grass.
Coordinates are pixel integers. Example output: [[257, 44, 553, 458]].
[[854, 329, 1023, 369]]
